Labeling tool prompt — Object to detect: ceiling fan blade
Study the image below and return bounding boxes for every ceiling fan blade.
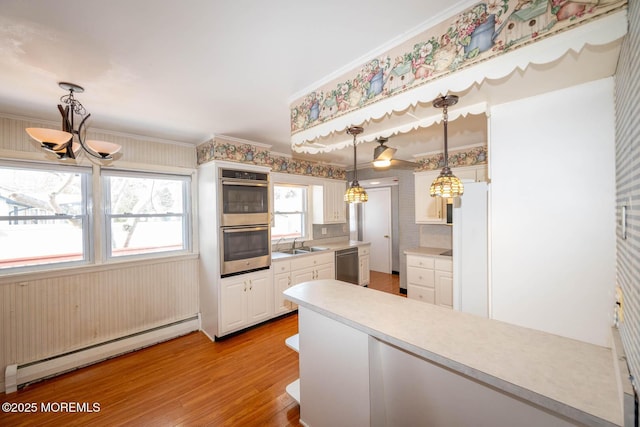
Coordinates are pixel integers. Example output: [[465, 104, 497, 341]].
[[388, 159, 417, 169], [373, 145, 396, 161]]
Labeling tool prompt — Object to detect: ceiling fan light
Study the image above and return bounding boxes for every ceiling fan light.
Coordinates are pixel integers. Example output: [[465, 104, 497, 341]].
[[373, 159, 391, 168], [430, 167, 464, 198], [345, 181, 369, 203]]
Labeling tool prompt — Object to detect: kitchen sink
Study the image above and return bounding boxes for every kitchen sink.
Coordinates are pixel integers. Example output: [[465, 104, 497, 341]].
[[277, 248, 311, 255], [298, 246, 326, 252], [275, 246, 328, 256]]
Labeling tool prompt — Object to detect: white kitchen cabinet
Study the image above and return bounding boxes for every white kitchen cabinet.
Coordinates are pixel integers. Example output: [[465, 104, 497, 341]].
[[414, 171, 446, 224], [219, 269, 273, 335], [407, 254, 452, 308], [414, 165, 487, 224], [273, 259, 297, 315], [291, 251, 335, 284], [435, 260, 453, 308], [313, 180, 347, 224], [358, 245, 370, 286]]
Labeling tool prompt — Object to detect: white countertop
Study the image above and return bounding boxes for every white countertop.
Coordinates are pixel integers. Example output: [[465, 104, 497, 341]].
[[272, 240, 369, 260], [404, 246, 452, 258], [283, 280, 622, 427]]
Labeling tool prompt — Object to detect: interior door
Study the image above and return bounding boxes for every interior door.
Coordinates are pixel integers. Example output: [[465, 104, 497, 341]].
[[362, 187, 392, 274]]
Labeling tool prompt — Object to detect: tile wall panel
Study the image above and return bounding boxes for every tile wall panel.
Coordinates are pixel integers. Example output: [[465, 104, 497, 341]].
[[615, 0, 640, 391]]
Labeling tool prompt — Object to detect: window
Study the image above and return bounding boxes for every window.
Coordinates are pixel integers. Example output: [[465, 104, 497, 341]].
[[103, 170, 191, 259], [0, 161, 91, 270], [272, 184, 307, 240]]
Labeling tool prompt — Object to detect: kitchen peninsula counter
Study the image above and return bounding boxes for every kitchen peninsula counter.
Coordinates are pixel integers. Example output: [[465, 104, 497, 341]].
[[283, 280, 624, 427]]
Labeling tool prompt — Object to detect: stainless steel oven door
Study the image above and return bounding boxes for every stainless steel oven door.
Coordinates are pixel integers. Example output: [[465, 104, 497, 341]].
[[220, 225, 271, 276], [220, 176, 269, 227]]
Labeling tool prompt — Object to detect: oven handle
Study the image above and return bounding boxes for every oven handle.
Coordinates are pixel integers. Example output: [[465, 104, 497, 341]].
[[221, 179, 268, 187], [222, 226, 270, 234]]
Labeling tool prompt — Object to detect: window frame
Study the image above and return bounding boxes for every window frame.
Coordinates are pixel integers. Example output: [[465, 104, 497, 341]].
[[271, 182, 311, 243], [0, 160, 92, 272], [102, 169, 192, 261]]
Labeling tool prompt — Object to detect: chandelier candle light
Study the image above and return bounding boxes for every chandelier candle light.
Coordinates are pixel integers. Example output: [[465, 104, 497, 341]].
[[344, 125, 368, 203], [26, 82, 122, 160], [430, 95, 464, 198]]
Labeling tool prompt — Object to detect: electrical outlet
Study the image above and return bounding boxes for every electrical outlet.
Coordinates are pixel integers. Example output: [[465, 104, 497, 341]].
[[322, 227, 327, 235]]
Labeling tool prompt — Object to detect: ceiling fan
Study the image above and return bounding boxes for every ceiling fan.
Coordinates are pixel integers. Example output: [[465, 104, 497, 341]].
[[370, 137, 416, 170]]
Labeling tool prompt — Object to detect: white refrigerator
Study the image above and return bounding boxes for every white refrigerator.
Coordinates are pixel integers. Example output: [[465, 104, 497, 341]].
[[452, 181, 489, 318]]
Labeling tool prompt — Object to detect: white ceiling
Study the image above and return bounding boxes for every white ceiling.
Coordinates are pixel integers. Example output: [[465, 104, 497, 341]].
[[0, 0, 622, 169]]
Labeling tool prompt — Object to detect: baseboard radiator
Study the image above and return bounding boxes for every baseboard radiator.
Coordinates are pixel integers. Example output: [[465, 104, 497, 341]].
[[4, 315, 200, 393]]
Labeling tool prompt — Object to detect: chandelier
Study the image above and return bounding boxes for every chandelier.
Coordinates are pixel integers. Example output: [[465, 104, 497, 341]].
[[25, 82, 122, 160], [430, 95, 464, 198], [344, 126, 368, 203]]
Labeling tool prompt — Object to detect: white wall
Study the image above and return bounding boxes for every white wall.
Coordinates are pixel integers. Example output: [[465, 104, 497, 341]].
[[489, 78, 616, 346]]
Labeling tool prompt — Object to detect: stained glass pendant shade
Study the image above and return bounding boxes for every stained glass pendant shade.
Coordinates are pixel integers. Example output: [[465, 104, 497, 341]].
[[430, 95, 464, 198], [344, 126, 368, 203]]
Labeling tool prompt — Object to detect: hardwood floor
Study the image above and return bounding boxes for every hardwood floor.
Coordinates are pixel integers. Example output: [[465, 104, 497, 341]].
[[0, 272, 400, 426]]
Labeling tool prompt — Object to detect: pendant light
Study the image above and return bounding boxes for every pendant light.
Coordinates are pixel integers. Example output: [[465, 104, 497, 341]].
[[430, 95, 464, 198], [344, 126, 368, 203], [25, 82, 122, 160]]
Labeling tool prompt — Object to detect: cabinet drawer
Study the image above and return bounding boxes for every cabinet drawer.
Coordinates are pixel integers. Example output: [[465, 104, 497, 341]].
[[272, 260, 291, 274], [435, 258, 453, 272], [407, 284, 435, 304], [291, 251, 335, 270], [358, 245, 370, 256], [407, 267, 435, 287], [407, 255, 435, 269]]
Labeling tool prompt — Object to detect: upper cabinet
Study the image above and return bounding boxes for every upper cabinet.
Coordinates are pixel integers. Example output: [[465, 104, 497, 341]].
[[415, 165, 486, 224], [313, 180, 347, 224]]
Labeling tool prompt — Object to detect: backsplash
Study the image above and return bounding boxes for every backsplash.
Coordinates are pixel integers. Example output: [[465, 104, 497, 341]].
[[312, 223, 349, 241], [419, 224, 452, 249], [196, 136, 346, 179]]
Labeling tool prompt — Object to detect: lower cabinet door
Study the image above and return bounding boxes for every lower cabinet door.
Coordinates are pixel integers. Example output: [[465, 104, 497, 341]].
[[247, 273, 272, 324], [220, 277, 248, 334], [435, 271, 453, 308], [274, 272, 292, 314]]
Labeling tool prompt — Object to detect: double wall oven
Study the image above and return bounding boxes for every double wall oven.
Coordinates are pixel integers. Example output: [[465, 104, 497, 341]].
[[219, 168, 271, 276]]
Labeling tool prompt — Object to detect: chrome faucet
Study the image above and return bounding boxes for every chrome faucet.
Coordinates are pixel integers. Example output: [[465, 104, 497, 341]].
[[274, 237, 284, 251], [291, 237, 298, 250]]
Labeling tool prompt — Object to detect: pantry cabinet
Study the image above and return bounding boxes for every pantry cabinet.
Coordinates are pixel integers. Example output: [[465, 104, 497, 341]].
[[219, 269, 272, 335], [313, 180, 347, 224]]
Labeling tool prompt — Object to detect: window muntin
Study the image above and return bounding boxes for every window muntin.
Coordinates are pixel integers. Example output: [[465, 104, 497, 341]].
[[0, 162, 90, 270], [272, 184, 307, 240], [104, 171, 191, 259]]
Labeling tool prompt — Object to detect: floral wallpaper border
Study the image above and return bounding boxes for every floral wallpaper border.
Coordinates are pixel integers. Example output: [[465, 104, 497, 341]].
[[415, 145, 487, 171], [290, 0, 627, 135], [196, 138, 347, 180], [197, 138, 486, 176]]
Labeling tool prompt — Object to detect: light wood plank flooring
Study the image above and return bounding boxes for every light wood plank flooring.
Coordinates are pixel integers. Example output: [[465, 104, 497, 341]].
[[0, 272, 401, 426]]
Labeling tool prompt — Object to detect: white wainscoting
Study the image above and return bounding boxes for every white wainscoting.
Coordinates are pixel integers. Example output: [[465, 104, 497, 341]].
[[0, 257, 199, 392]]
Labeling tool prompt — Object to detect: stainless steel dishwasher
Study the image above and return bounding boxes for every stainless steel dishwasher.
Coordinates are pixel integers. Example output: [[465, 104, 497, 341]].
[[335, 247, 359, 285]]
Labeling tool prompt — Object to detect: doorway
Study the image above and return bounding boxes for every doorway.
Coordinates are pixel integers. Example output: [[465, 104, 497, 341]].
[[362, 187, 392, 274]]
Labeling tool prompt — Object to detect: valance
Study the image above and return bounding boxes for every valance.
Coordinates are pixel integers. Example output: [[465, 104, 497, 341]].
[[290, 0, 627, 153]]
